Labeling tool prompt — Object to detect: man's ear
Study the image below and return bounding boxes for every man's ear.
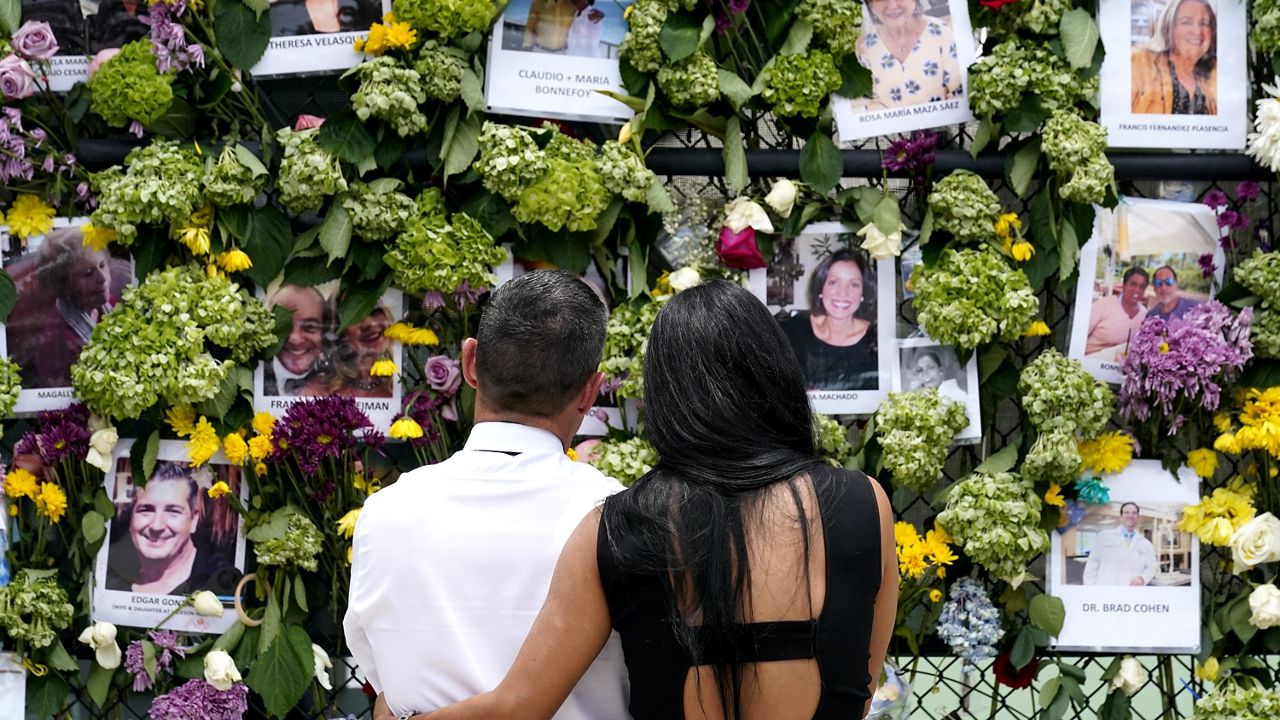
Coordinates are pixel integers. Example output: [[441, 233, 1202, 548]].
[[460, 338, 480, 390], [576, 371, 606, 415]]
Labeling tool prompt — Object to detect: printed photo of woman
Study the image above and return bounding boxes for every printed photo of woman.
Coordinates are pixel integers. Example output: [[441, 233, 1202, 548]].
[[855, 0, 962, 110], [1130, 0, 1217, 115], [778, 248, 879, 391]]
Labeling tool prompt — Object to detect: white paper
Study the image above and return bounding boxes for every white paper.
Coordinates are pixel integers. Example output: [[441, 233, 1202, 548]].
[[251, 0, 390, 77]]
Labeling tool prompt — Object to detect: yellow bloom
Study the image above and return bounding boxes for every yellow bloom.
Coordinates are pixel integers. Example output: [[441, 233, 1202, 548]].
[[252, 411, 275, 437], [383, 322, 438, 345], [36, 482, 66, 523], [936, 566, 947, 579], [188, 416, 220, 466], [1158, 341, 1170, 353], [994, 212, 1022, 239], [166, 405, 197, 437], [1195, 656, 1219, 683], [1010, 241, 1035, 262], [4, 468, 38, 499], [924, 537, 957, 567], [383, 21, 417, 49], [7, 504, 15, 516], [254, 462, 268, 476], [336, 508, 361, 539], [1179, 486, 1255, 546], [893, 521, 921, 547], [897, 542, 929, 579], [248, 435, 273, 462], [347, 546, 354, 564], [217, 248, 253, 273], [1213, 411, 1232, 433], [1187, 448, 1219, 479], [388, 416, 424, 440], [175, 225, 211, 256], [930, 522, 952, 544], [1078, 431, 1134, 475], [360, 23, 388, 54], [1044, 482, 1066, 507], [353, 471, 382, 494], [8, 195, 55, 239], [566, 447, 579, 461], [207, 481, 232, 499], [624, 3, 634, 18], [370, 358, 397, 377], [1022, 320, 1051, 337], [353, 37, 365, 52], [928, 589, 943, 603], [223, 433, 249, 465], [1214, 431, 1242, 455], [189, 204, 213, 228], [81, 223, 117, 251], [618, 121, 634, 145]]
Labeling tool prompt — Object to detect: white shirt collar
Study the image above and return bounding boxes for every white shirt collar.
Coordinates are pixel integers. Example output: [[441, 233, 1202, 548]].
[[272, 357, 310, 383], [464, 422, 564, 455]]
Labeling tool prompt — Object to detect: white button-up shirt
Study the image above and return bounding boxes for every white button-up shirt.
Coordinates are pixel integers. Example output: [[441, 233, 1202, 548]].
[[344, 422, 630, 719]]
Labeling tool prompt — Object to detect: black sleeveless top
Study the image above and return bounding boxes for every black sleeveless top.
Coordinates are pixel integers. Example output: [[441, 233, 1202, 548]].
[[597, 465, 882, 719]]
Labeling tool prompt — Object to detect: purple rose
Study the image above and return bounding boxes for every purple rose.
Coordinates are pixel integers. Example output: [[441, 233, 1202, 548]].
[[11, 21, 58, 61], [426, 355, 462, 397], [0, 55, 35, 100]]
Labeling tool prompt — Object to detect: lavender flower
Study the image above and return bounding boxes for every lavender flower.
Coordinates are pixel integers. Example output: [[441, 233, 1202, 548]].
[[403, 392, 445, 449], [422, 291, 446, 310], [124, 641, 152, 691], [883, 131, 939, 178], [1202, 189, 1229, 210], [1237, 181, 1261, 202], [935, 577, 1003, 671], [271, 397, 372, 475], [148, 679, 248, 720], [141, 3, 202, 74], [124, 629, 189, 692], [727, 0, 750, 12], [18, 404, 92, 466], [451, 279, 486, 307]]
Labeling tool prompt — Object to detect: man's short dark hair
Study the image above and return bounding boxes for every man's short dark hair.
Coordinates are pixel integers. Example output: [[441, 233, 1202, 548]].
[[1155, 265, 1177, 281], [1120, 501, 1140, 514], [475, 270, 608, 418]]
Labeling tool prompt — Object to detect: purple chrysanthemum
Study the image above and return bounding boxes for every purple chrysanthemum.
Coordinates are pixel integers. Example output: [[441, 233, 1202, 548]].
[[1237, 181, 1261, 202], [1217, 209, 1249, 230], [882, 131, 939, 177], [148, 679, 248, 720], [451, 279, 486, 307], [271, 396, 372, 474], [1198, 252, 1217, 279], [124, 641, 152, 692], [19, 404, 92, 466], [1202, 189, 1229, 210]]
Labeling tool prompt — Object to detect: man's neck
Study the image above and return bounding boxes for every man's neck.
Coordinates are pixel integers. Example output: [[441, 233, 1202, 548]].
[[136, 541, 198, 588], [472, 411, 571, 450]]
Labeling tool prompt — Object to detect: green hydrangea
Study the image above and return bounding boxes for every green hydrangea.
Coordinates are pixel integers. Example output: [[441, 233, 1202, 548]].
[[71, 265, 277, 419], [415, 39, 467, 101], [995, 0, 1073, 35], [599, 298, 663, 399], [352, 56, 429, 137], [1059, 155, 1114, 204], [385, 211, 507, 298], [474, 122, 548, 202], [276, 127, 348, 215], [1195, 682, 1280, 719], [1018, 348, 1114, 436], [415, 187, 450, 225], [254, 511, 324, 572], [813, 413, 854, 467], [1041, 111, 1113, 204], [1022, 429, 1082, 485], [343, 180, 417, 242], [588, 435, 658, 486], [874, 389, 968, 494], [0, 357, 21, 418], [0, 571, 74, 650], [761, 50, 841, 117], [392, 0, 497, 38], [912, 248, 1039, 349], [1235, 251, 1280, 303], [1251, 308, 1280, 358], [928, 170, 1001, 243], [969, 38, 1095, 119], [1253, 0, 1280, 53], [514, 133, 612, 232], [936, 470, 1050, 580], [797, 0, 862, 57], [87, 40, 174, 128], [204, 144, 267, 207], [619, 0, 667, 73], [90, 140, 203, 245], [597, 141, 655, 204], [656, 51, 721, 110]]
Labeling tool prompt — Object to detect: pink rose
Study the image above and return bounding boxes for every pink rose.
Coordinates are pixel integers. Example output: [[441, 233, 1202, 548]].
[[294, 114, 325, 130], [0, 55, 35, 100], [426, 355, 462, 397], [86, 48, 120, 78], [716, 226, 766, 269], [11, 21, 59, 61]]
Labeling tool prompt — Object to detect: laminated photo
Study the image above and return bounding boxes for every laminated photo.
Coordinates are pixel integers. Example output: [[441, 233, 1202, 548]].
[[92, 440, 245, 633], [833, 0, 976, 142], [762, 222, 895, 415], [24, 0, 148, 91], [253, 283, 404, 431], [1068, 197, 1223, 384], [252, 0, 389, 76], [1049, 460, 1200, 652], [1099, 0, 1247, 149], [0, 219, 133, 414], [484, 0, 634, 122]]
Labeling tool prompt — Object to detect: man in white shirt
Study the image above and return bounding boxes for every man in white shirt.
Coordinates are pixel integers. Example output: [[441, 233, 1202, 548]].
[[1083, 502, 1158, 586], [344, 271, 629, 720]]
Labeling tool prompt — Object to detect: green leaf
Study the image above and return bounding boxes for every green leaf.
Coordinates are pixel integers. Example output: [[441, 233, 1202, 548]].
[[0, 268, 16, 322], [1058, 213, 1082, 283], [316, 108, 377, 165], [837, 55, 872, 98], [779, 18, 813, 56], [245, 627, 313, 719], [1058, 662, 1087, 682], [717, 70, 755, 111], [461, 67, 485, 113], [241, 205, 292, 288], [1011, 626, 1037, 670], [26, 671, 68, 717], [1101, 692, 1132, 720], [318, 200, 353, 264], [0, 0, 19, 35], [1003, 94, 1048, 133], [1047, 686, 1071, 720], [44, 640, 78, 673], [799, 132, 842, 194], [241, 0, 268, 16], [1030, 594, 1066, 636], [258, 592, 281, 656], [1060, 8, 1101, 70], [142, 640, 158, 682], [82, 510, 106, 545], [86, 662, 114, 708], [145, 98, 197, 139], [646, 179, 675, 214], [597, 90, 647, 113], [283, 255, 343, 291], [1231, 593, 1259, 643], [970, 117, 997, 158], [213, 616, 247, 653], [197, 366, 241, 419], [975, 444, 1018, 474], [213, 0, 271, 69], [337, 276, 393, 331], [1038, 675, 1060, 709], [1007, 138, 1041, 198], [659, 12, 702, 62], [234, 144, 269, 178], [1240, 359, 1280, 388], [294, 572, 309, 613], [917, 207, 934, 248], [443, 112, 481, 179], [460, 192, 516, 239], [723, 116, 748, 193], [872, 195, 901, 237], [131, 429, 159, 487]]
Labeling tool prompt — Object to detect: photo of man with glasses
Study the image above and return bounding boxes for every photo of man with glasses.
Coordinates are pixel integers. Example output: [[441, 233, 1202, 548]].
[[1147, 265, 1201, 322], [263, 284, 328, 397]]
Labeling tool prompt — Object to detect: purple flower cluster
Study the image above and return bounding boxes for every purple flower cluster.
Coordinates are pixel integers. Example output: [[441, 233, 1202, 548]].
[[124, 630, 189, 692], [1119, 301, 1253, 431], [15, 403, 91, 467], [1198, 252, 1217, 278], [0, 107, 77, 187], [148, 679, 248, 720], [1217, 209, 1249, 231], [451, 279, 486, 307], [141, 1, 204, 74], [882, 131, 939, 179], [271, 396, 373, 474]]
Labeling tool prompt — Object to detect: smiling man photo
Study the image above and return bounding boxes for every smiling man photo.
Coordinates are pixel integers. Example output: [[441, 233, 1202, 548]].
[[263, 284, 328, 396]]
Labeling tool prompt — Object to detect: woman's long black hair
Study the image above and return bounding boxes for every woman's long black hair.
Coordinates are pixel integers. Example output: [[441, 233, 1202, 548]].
[[600, 280, 823, 719]]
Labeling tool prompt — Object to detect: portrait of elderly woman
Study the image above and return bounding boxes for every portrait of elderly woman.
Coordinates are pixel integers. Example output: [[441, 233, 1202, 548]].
[[777, 247, 879, 391], [854, 0, 962, 110], [1131, 0, 1217, 115], [5, 226, 127, 389]]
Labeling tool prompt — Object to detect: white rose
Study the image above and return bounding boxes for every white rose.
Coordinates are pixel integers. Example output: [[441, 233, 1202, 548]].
[[764, 179, 797, 218], [668, 267, 701, 293], [722, 197, 774, 234], [204, 649, 242, 691], [1231, 512, 1280, 574], [191, 590, 224, 618], [311, 643, 333, 691], [1110, 656, 1146, 696], [77, 622, 121, 669], [1250, 583, 1280, 629], [857, 221, 904, 260], [84, 427, 119, 473]]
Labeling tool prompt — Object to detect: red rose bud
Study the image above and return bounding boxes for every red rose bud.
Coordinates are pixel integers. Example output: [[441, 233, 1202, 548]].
[[979, 0, 1020, 8], [993, 650, 1038, 689], [716, 226, 766, 270]]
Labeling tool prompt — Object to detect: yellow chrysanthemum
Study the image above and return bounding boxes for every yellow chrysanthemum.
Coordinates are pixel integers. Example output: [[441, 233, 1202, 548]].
[[223, 433, 249, 465], [252, 411, 275, 437], [994, 212, 1022, 239], [1195, 656, 1219, 683], [81, 223, 117, 251], [175, 226, 211, 256], [566, 447, 579, 461], [188, 416, 220, 466], [8, 195, 55, 239], [1214, 431, 1242, 455], [207, 481, 232, 499], [1010, 241, 1035, 262], [893, 521, 920, 547], [897, 543, 929, 579], [1213, 411, 1232, 434], [7, 504, 15, 516], [1078, 431, 1134, 475], [166, 405, 198, 437], [928, 589, 943, 603], [383, 21, 417, 50], [336, 508, 361, 539], [218, 248, 253, 273], [1022, 320, 1051, 337], [1044, 482, 1066, 508], [353, 471, 382, 494], [924, 538, 957, 567], [1187, 448, 1219, 479], [360, 23, 388, 54], [383, 322, 439, 345], [36, 482, 67, 523], [388, 416, 424, 440], [1179, 486, 1256, 546], [4, 468, 38, 499], [370, 358, 397, 377], [248, 435, 273, 463]]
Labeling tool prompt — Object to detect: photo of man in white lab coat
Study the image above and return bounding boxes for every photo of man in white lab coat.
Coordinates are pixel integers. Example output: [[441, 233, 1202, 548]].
[[1083, 502, 1158, 586]]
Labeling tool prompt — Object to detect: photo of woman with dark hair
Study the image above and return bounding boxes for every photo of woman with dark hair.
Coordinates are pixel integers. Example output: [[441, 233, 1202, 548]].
[[1130, 0, 1217, 115], [778, 247, 879, 391]]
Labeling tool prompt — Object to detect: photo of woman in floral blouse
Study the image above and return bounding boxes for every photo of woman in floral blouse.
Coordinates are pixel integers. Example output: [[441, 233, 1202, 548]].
[[853, 0, 963, 110]]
